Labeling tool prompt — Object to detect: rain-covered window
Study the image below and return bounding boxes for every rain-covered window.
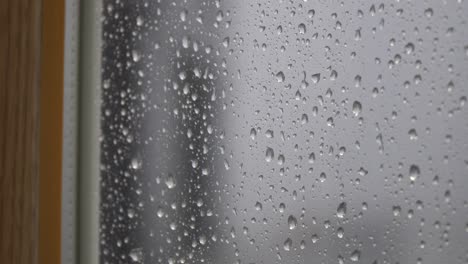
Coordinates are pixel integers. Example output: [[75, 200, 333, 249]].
[[99, 1, 468, 263]]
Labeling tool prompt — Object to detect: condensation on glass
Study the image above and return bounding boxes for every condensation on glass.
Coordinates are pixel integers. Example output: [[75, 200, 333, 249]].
[[99, 1, 468, 263]]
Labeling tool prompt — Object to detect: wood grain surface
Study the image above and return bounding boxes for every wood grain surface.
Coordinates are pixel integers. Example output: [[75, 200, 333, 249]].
[[0, 0, 42, 263], [39, 0, 64, 263]]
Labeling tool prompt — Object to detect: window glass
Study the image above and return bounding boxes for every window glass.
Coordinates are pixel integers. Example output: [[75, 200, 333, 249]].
[[100, 1, 468, 263]]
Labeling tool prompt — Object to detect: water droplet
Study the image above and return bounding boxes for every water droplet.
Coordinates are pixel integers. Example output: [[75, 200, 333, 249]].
[[393, 205, 401, 216], [131, 50, 140, 62], [409, 129, 418, 140], [178, 71, 187, 81], [278, 154, 285, 165], [424, 8, 433, 17], [283, 238, 292, 251], [311, 234, 319, 243], [250, 128, 257, 140], [222, 37, 230, 48], [319, 172, 327, 182], [265, 129, 274, 138], [276, 71, 285, 83], [216, 10, 224, 22], [255, 201, 263, 211], [352, 101, 362, 116], [337, 202, 347, 218], [288, 215, 297, 230], [277, 25, 283, 35], [180, 9, 187, 22], [308, 152, 315, 164], [354, 29, 361, 41], [136, 16, 144, 26], [337, 227, 344, 238], [156, 207, 164, 218], [298, 23, 306, 34], [127, 208, 135, 219], [405, 42, 415, 54], [131, 157, 142, 170], [330, 70, 338, 80], [199, 234, 207, 245], [224, 159, 231, 170], [165, 174, 176, 189], [301, 114, 308, 124], [350, 250, 360, 261], [300, 240, 306, 249], [279, 203, 286, 213], [129, 248, 143, 262], [311, 73, 321, 84], [460, 96, 467, 107], [409, 165, 420, 181], [103, 79, 110, 89], [265, 147, 275, 162], [182, 36, 190, 48]]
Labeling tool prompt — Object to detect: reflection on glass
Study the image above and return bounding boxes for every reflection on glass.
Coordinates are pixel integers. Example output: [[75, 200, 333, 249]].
[[100, 1, 468, 263]]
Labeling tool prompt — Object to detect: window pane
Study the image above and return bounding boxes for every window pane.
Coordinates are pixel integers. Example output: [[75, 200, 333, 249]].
[[100, 1, 468, 263]]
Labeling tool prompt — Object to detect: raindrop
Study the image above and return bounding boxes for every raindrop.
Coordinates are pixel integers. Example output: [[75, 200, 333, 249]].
[[352, 101, 362, 116], [279, 203, 286, 213], [330, 70, 338, 80], [222, 37, 230, 48], [131, 50, 140, 62], [301, 114, 308, 124], [265, 147, 275, 162], [311, 73, 321, 84], [156, 207, 164, 218], [131, 157, 142, 170], [127, 208, 135, 219], [311, 234, 318, 243], [199, 234, 207, 245], [350, 250, 360, 262], [300, 240, 306, 249], [308, 152, 315, 163], [136, 16, 144, 26], [277, 25, 283, 35], [165, 174, 176, 189], [298, 23, 306, 34], [354, 29, 361, 41], [276, 71, 285, 83], [288, 215, 297, 230], [337, 202, 347, 218], [250, 128, 257, 140], [278, 154, 285, 165], [180, 9, 187, 22], [255, 201, 263, 211], [319, 172, 327, 182], [424, 8, 433, 17], [409, 165, 420, 181], [405, 42, 415, 54], [182, 36, 190, 48], [393, 205, 401, 216], [408, 129, 418, 140], [283, 238, 292, 251], [129, 248, 143, 262], [337, 227, 344, 238]]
